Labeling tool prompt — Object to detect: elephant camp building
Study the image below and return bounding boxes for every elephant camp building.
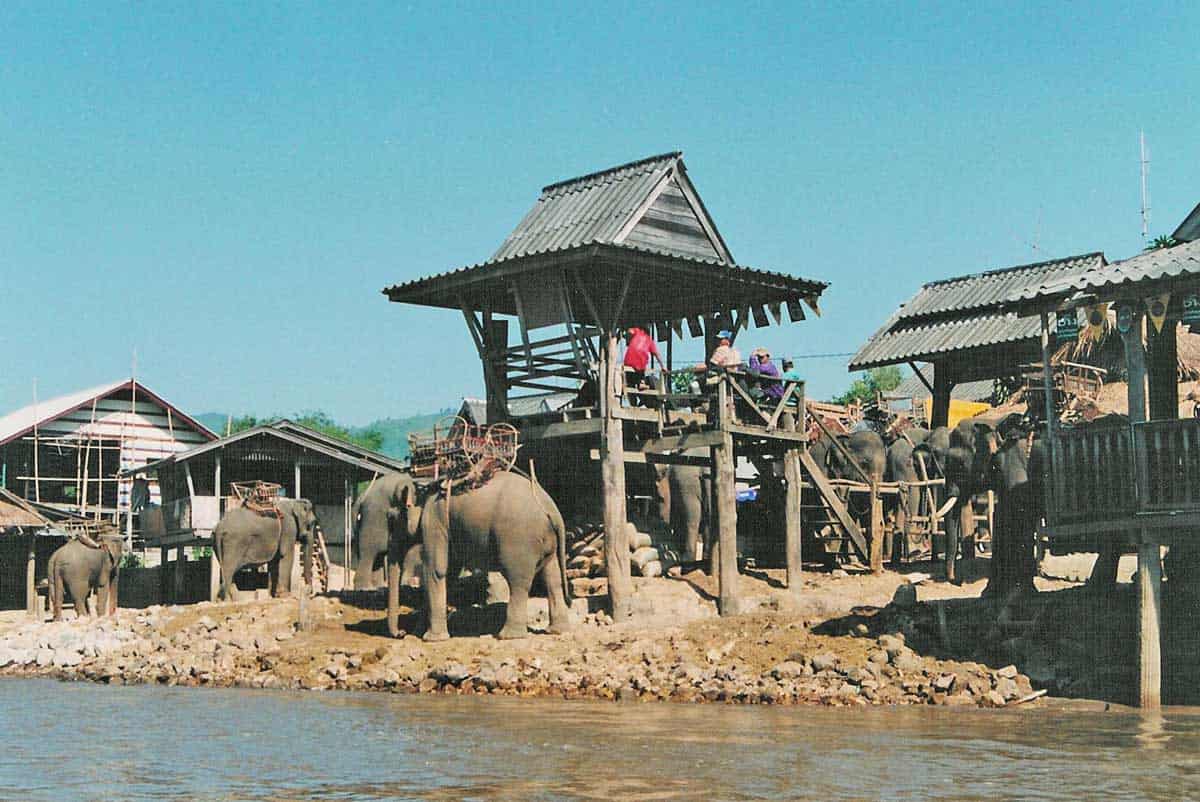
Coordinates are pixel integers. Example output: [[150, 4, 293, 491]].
[[849, 252, 1108, 428], [120, 420, 406, 605], [382, 151, 878, 620], [0, 378, 216, 542], [0, 489, 65, 613], [1007, 236, 1200, 709]]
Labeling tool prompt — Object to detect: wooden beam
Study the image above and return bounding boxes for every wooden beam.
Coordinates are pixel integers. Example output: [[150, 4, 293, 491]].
[[712, 378, 741, 616], [509, 282, 534, 372], [571, 268, 604, 330], [600, 332, 632, 620], [520, 419, 603, 441], [908, 362, 935, 395], [931, 366, 953, 429], [638, 430, 727, 453], [609, 271, 634, 333], [798, 449, 870, 561], [587, 449, 713, 467]]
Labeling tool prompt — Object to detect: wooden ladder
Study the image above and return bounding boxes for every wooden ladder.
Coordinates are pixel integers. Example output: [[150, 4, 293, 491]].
[[798, 450, 870, 563], [310, 528, 331, 594]]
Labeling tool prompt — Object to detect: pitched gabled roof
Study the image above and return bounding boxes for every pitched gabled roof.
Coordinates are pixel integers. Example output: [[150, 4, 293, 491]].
[[1173, 202, 1200, 243], [1008, 239, 1200, 308], [0, 379, 216, 448], [0, 488, 50, 528], [850, 252, 1106, 371], [123, 419, 406, 477], [491, 152, 733, 264]]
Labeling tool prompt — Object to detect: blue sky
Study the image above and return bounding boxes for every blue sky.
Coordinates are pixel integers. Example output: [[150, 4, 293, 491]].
[[2, 2, 1197, 424]]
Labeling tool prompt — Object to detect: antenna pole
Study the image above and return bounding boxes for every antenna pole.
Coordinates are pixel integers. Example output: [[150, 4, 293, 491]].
[[1140, 131, 1151, 241]]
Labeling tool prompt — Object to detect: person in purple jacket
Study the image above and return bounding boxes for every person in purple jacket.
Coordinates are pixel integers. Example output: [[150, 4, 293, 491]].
[[750, 348, 784, 401]]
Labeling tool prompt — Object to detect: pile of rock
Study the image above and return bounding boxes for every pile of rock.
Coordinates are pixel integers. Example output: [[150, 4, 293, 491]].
[[565, 522, 665, 597]]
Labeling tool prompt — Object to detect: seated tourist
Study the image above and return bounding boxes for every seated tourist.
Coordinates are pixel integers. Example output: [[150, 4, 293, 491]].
[[749, 348, 784, 403]]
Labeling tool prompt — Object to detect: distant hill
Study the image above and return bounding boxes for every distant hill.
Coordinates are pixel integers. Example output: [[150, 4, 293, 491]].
[[193, 408, 456, 460]]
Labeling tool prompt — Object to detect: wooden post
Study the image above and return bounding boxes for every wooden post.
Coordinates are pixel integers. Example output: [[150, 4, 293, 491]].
[[713, 377, 741, 615], [26, 534, 37, 619], [173, 547, 186, 602], [1039, 311, 1060, 514], [294, 462, 302, 499], [160, 545, 170, 604], [869, 480, 884, 573], [214, 454, 222, 505], [344, 476, 353, 590], [600, 331, 632, 620], [782, 412, 803, 598], [1121, 308, 1149, 424], [1147, 319, 1178, 421], [931, 365, 953, 429], [1137, 540, 1163, 708]]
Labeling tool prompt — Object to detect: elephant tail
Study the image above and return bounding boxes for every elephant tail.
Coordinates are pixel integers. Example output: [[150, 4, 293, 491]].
[[554, 507, 570, 603]]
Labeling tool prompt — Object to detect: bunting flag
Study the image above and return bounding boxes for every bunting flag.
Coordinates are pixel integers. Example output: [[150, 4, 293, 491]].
[[751, 305, 770, 328], [655, 321, 670, 342], [768, 302, 783, 325], [786, 299, 806, 322], [1084, 302, 1109, 338], [736, 307, 752, 331], [670, 318, 684, 339], [686, 316, 704, 338], [803, 294, 822, 317], [1146, 292, 1170, 334]]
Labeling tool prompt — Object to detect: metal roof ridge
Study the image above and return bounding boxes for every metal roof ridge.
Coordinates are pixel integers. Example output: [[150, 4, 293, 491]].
[[540, 152, 682, 194], [918, 251, 1105, 290]]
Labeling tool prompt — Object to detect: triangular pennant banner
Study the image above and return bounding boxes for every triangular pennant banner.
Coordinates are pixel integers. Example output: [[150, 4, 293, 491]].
[[785, 299, 806, 322], [803, 294, 822, 318], [751, 305, 770, 328], [1084, 303, 1109, 338], [686, 316, 704, 338], [670, 319, 684, 339], [736, 307, 752, 332], [768, 303, 783, 325], [1146, 292, 1170, 334]]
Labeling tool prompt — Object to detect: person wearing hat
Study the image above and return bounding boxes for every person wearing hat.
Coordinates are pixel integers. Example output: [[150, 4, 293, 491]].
[[702, 329, 741, 372], [750, 347, 784, 402]]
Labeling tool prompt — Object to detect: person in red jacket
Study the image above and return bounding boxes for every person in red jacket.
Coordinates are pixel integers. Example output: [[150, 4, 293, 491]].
[[622, 326, 663, 405]]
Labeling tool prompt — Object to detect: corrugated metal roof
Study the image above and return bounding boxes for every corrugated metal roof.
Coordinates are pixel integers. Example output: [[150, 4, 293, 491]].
[[493, 153, 685, 262], [0, 379, 216, 448], [851, 312, 1041, 370], [889, 366, 994, 403], [849, 252, 1104, 370], [459, 392, 577, 425], [1173, 202, 1200, 243], [385, 241, 827, 303], [1009, 238, 1200, 304]]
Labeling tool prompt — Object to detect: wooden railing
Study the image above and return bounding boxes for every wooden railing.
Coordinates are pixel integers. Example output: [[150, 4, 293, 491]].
[[1047, 417, 1200, 526]]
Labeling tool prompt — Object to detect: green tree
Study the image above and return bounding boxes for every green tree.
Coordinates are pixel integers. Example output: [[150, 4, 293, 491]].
[[294, 410, 385, 453], [833, 366, 903, 406], [1145, 235, 1178, 251]]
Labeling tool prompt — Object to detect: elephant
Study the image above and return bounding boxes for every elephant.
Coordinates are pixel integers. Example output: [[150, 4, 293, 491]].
[[351, 472, 411, 590], [927, 419, 997, 583], [386, 471, 573, 641], [652, 450, 712, 562], [885, 425, 931, 559], [983, 414, 1045, 598], [212, 498, 317, 601], [48, 534, 123, 621]]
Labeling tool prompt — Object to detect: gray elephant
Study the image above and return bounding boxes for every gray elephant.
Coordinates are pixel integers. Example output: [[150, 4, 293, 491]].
[[212, 498, 317, 601], [351, 472, 411, 589], [386, 471, 572, 641], [983, 414, 1044, 598], [48, 534, 123, 621], [653, 452, 712, 562], [885, 425, 931, 559], [926, 419, 996, 583]]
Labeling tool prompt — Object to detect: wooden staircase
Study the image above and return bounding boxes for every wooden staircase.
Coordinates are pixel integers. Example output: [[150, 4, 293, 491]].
[[798, 450, 870, 564]]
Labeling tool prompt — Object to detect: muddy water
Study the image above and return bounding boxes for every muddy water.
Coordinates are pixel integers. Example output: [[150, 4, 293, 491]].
[[3, 679, 1198, 801]]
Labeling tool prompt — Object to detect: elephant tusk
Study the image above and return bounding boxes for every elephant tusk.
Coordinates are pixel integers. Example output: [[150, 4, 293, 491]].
[[935, 497, 958, 518]]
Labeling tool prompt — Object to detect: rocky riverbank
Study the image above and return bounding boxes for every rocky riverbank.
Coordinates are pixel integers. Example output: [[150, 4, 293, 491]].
[[0, 569, 1051, 709]]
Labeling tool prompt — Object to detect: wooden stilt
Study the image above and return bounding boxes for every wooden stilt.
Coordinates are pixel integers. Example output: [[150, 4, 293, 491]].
[[173, 547, 187, 602], [26, 535, 38, 619], [1137, 539, 1163, 708], [782, 412, 803, 597], [931, 366, 953, 429], [600, 332, 632, 620], [209, 549, 221, 603], [160, 546, 169, 604], [869, 480, 884, 574], [714, 432, 740, 616]]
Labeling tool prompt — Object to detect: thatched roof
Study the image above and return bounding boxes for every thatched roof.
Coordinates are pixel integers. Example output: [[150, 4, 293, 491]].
[[1052, 323, 1200, 383]]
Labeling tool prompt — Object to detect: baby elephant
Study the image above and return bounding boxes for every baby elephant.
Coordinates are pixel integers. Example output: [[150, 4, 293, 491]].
[[48, 534, 123, 621]]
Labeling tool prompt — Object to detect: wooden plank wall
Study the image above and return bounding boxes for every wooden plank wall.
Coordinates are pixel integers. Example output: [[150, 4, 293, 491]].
[[623, 177, 722, 261]]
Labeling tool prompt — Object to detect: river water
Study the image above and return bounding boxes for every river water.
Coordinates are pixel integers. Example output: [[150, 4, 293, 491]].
[[3, 679, 1198, 801]]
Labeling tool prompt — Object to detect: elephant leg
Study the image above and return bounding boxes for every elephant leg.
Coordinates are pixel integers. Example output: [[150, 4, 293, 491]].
[[95, 579, 110, 618], [106, 573, 119, 615], [50, 571, 63, 622], [421, 528, 451, 642], [267, 556, 280, 598], [277, 548, 295, 598], [541, 554, 572, 635], [67, 578, 90, 618], [498, 571, 531, 640], [220, 556, 239, 602], [944, 511, 961, 585]]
